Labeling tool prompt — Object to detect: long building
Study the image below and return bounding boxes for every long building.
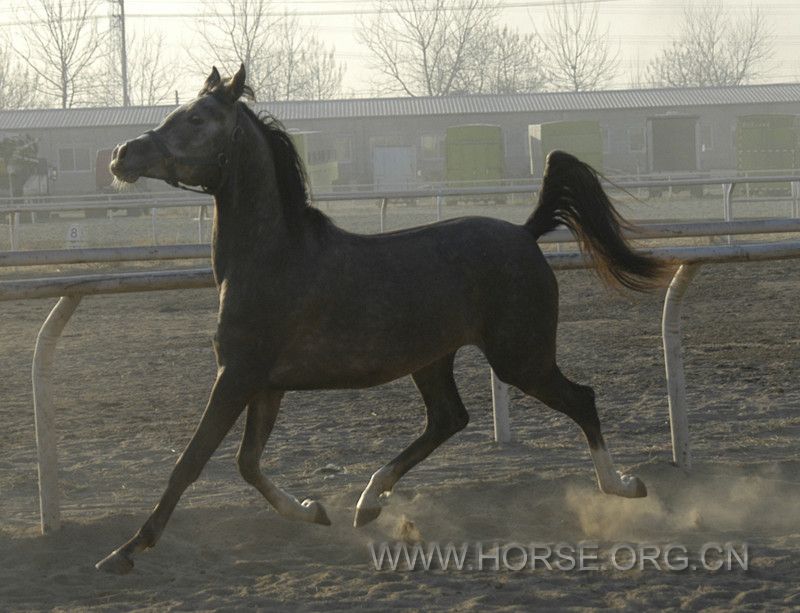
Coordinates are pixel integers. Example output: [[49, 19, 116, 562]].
[[1, 82, 799, 196]]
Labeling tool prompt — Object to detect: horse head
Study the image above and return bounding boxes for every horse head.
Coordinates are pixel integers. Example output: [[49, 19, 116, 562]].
[[110, 65, 250, 192]]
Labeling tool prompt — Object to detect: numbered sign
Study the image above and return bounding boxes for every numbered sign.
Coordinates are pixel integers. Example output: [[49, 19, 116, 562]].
[[66, 223, 87, 249]]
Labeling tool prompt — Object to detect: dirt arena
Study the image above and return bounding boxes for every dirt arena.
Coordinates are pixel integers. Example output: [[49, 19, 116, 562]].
[[1, 237, 799, 610]]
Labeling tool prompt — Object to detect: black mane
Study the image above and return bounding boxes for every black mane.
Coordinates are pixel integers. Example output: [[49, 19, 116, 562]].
[[238, 103, 309, 207], [235, 103, 333, 235]]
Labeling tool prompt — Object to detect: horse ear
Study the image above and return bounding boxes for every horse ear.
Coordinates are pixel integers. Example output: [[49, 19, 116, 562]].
[[226, 63, 246, 102], [202, 66, 222, 93]]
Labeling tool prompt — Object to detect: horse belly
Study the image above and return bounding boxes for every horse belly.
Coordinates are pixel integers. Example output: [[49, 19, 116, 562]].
[[265, 306, 475, 390]]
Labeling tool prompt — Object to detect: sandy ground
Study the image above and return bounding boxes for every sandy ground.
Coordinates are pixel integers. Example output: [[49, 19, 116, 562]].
[[1, 249, 799, 610]]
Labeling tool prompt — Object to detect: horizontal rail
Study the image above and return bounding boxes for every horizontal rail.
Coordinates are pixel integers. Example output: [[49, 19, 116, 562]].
[[3, 218, 800, 269], [540, 217, 800, 244], [1, 174, 799, 213], [314, 174, 800, 202], [548, 240, 800, 269], [4, 240, 800, 301], [0, 244, 210, 268], [0, 267, 214, 301]]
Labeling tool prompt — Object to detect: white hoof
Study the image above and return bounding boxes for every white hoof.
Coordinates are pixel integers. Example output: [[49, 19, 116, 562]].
[[299, 498, 331, 525], [604, 472, 647, 498], [354, 505, 382, 527]]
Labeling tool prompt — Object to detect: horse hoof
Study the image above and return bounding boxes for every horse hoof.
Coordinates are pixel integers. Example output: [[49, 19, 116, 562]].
[[302, 499, 332, 526], [354, 505, 381, 528], [619, 475, 647, 498], [95, 549, 134, 575]]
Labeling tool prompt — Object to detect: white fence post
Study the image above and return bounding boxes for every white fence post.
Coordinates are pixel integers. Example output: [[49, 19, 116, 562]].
[[151, 207, 158, 245], [10, 211, 20, 250], [379, 198, 388, 233], [491, 369, 511, 444], [32, 294, 82, 533], [197, 205, 206, 243], [722, 182, 734, 245], [661, 263, 701, 469], [435, 195, 443, 221]]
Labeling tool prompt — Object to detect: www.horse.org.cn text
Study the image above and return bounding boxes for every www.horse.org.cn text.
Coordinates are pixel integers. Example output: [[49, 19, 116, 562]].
[[369, 541, 749, 572]]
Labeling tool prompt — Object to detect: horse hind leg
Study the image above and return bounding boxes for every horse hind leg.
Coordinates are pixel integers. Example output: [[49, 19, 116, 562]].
[[236, 391, 330, 526], [354, 353, 469, 527], [498, 360, 646, 498]]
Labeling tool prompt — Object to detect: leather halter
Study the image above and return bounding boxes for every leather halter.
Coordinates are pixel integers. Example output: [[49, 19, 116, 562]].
[[144, 112, 241, 195]]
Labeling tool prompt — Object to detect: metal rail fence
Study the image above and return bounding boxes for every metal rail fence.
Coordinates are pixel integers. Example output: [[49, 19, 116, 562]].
[[2, 174, 800, 249], [1, 180, 800, 534]]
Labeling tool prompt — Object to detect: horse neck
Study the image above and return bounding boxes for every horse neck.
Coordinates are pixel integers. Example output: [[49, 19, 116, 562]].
[[210, 117, 292, 282]]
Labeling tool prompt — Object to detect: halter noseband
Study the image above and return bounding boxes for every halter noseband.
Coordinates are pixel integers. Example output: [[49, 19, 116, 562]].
[[145, 112, 240, 195]]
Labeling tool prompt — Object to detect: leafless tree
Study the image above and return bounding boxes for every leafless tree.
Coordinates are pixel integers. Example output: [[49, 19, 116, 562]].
[[539, 0, 620, 91], [0, 45, 40, 109], [647, 2, 772, 87], [300, 39, 346, 101], [193, 0, 344, 100], [465, 26, 547, 94], [194, 0, 279, 97], [267, 12, 345, 100], [101, 30, 177, 106], [127, 32, 178, 105], [357, 0, 500, 97], [10, 0, 108, 108]]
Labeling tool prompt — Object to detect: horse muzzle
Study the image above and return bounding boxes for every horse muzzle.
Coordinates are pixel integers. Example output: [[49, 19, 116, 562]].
[[110, 134, 168, 184], [109, 142, 139, 183]]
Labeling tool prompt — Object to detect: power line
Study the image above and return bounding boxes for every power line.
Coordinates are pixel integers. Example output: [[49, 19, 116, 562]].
[[0, 0, 636, 25], [4, 0, 800, 26]]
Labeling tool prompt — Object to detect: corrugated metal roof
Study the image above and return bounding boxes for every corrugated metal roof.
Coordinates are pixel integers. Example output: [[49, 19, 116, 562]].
[[1, 83, 799, 130]]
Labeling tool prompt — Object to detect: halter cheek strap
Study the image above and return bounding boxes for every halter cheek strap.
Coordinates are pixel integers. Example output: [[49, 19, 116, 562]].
[[144, 119, 239, 195]]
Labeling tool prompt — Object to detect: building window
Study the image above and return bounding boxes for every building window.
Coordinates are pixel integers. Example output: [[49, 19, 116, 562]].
[[58, 146, 91, 172], [628, 126, 646, 153]]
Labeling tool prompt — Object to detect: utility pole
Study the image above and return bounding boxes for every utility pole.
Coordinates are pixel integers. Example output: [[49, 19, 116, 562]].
[[109, 0, 130, 106]]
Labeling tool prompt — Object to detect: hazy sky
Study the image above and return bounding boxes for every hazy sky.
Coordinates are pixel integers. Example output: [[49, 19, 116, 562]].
[[2, 0, 800, 101]]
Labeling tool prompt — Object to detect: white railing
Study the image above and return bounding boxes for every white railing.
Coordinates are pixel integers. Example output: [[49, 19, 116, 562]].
[[2, 172, 799, 211], [1, 189, 799, 534], [2, 173, 799, 243]]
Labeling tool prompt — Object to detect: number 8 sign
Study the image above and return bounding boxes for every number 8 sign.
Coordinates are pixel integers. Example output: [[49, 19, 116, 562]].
[[66, 223, 86, 248]]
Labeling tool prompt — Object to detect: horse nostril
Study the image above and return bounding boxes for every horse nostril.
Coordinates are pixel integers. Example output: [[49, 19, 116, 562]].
[[115, 143, 128, 161]]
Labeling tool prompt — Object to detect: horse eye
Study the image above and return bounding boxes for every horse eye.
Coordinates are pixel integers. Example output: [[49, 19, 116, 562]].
[[189, 115, 204, 125]]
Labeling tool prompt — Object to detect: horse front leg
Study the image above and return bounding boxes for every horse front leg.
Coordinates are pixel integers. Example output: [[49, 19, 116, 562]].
[[236, 391, 330, 525], [96, 368, 250, 574]]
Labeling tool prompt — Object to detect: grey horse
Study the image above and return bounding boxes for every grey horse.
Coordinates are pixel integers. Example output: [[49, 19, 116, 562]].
[[97, 65, 666, 574]]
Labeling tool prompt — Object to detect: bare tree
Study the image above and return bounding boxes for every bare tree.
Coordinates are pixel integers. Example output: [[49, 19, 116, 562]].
[[128, 32, 178, 105], [0, 45, 40, 109], [194, 0, 279, 97], [10, 0, 108, 108], [464, 25, 547, 94], [539, 0, 620, 91], [193, 0, 344, 100], [300, 39, 346, 101], [357, 0, 499, 97], [647, 2, 772, 87], [101, 30, 177, 106], [268, 12, 345, 100]]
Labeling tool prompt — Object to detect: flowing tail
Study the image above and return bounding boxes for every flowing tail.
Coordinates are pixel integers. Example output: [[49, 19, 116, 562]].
[[526, 150, 668, 291]]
